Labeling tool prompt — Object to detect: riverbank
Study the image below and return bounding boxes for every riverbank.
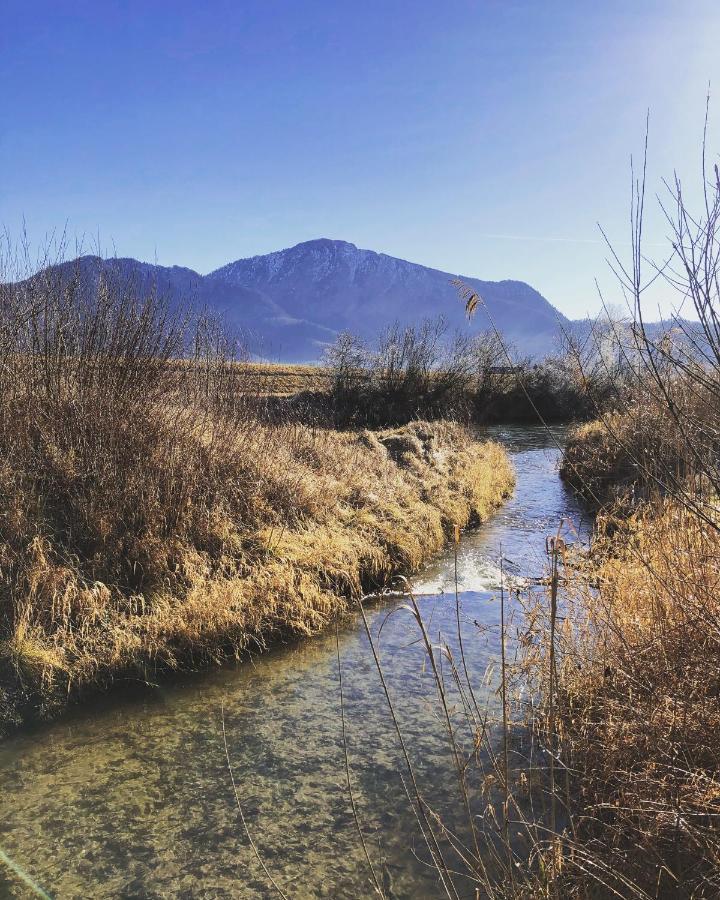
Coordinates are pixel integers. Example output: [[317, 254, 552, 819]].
[[543, 416, 720, 896], [0, 418, 514, 736]]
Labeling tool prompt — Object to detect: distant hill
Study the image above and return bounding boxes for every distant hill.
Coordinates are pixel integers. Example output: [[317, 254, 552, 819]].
[[13, 239, 572, 361]]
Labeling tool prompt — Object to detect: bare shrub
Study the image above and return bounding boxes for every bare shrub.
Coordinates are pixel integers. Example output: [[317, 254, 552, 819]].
[[324, 317, 471, 425], [325, 316, 595, 426]]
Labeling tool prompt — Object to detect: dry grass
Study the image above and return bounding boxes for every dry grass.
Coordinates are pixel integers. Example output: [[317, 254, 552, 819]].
[[561, 381, 713, 512], [233, 363, 333, 396], [0, 413, 513, 734], [539, 408, 720, 897], [561, 415, 638, 507], [509, 339, 720, 895], [535, 499, 720, 897]]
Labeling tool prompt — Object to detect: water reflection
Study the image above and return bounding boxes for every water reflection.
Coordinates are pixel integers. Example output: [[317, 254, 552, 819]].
[[0, 425, 591, 899]]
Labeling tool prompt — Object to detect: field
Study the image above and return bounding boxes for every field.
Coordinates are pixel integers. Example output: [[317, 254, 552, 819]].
[[234, 362, 334, 396]]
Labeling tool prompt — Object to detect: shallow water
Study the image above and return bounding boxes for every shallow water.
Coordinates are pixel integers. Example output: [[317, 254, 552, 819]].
[[0, 425, 591, 899]]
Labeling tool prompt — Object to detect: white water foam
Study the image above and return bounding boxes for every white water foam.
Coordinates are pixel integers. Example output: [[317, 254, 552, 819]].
[[412, 556, 523, 596]]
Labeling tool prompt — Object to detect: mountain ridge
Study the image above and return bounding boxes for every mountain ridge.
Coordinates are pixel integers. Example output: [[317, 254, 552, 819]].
[[16, 239, 570, 362]]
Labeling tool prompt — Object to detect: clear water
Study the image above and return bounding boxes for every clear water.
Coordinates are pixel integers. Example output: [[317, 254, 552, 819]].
[[0, 425, 591, 900]]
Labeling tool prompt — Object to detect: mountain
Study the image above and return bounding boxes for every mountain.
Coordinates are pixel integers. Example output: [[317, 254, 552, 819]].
[[205, 239, 568, 360], [15, 240, 570, 362]]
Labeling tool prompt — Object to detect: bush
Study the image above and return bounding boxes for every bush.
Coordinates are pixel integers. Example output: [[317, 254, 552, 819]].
[[325, 319, 597, 427]]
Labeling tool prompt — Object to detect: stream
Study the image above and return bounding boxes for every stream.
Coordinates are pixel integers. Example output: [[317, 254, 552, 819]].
[[0, 425, 592, 900]]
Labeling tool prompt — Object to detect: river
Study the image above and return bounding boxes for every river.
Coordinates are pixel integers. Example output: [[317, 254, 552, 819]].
[[0, 425, 591, 900]]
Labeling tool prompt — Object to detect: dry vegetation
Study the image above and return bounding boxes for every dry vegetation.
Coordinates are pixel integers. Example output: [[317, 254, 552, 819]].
[[560, 375, 715, 512], [524, 388, 720, 897], [325, 318, 601, 427], [539, 499, 720, 897], [234, 362, 333, 396], [0, 249, 514, 734]]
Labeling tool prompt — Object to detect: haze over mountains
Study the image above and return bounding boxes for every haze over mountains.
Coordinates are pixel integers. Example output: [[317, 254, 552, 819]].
[[23, 239, 572, 361]]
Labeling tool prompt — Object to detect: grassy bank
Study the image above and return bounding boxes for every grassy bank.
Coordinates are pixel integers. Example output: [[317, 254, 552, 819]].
[[560, 415, 639, 508], [552, 498, 720, 895], [560, 399, 702, 511], [0, 415, 513, 735], [537, 411, 720, 897]]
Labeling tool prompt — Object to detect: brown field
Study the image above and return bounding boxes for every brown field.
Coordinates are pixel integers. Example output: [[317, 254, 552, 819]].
[[237, 362, 333, 396]]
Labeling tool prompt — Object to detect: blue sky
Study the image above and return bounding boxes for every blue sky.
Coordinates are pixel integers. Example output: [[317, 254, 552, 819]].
[[2, 1, 719, 318]]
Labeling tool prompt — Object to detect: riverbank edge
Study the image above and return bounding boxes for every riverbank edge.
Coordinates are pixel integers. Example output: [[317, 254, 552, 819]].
[[558, 416, 637, 508], [538, 416, 720, 894], [0, 420, 515, 738]]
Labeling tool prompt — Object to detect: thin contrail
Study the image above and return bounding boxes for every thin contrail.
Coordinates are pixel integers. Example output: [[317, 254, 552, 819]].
[[475, 232, 666, 247]]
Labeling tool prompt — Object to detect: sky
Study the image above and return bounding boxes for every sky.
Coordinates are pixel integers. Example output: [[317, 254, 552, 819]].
[[2, 0, 719, 319]]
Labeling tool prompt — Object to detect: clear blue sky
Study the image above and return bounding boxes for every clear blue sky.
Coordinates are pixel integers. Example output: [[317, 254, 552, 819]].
[[2, 1, 719, 318]]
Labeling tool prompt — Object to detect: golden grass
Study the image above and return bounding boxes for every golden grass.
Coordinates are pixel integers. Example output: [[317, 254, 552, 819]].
[[234, 363, 333, 396], [561, 376, 714, 511], [560, 412, 660, 509], [546, 417, 720, 896], [0, 417, 513, 733]]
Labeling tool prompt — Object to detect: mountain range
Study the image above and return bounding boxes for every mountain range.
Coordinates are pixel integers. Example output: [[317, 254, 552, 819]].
[[20, 239, 572, 361]]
